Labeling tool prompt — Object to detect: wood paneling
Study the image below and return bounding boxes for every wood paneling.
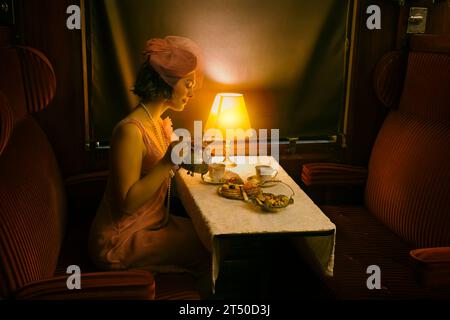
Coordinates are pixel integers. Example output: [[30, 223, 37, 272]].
[[0, 26, 12, 45], [410, 33, 450, 52], [14, 0, 86, 177], [345, 0, 399, 165], [397, 0, 450, 49]]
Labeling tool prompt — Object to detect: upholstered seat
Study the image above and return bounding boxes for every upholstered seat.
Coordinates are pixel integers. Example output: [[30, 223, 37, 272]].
[[0, 45, 200, 300], [322, 206, 449, 299], [300, 38, 450, 299]]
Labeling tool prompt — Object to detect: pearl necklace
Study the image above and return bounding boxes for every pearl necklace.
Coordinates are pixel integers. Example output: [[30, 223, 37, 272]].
[[140, 102, 173, 220], [139, 102, 168, 152]]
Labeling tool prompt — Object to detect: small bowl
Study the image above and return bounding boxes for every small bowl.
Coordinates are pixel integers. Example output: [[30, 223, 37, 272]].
[[254, 193, 294, 212]]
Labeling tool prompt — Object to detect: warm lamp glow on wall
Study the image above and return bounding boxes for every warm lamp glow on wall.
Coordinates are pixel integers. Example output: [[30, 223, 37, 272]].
[[205, 93, 252, 167]]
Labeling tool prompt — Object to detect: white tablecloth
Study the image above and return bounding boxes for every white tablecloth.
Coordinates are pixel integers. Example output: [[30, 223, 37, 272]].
[[175, 156, 336, 291]]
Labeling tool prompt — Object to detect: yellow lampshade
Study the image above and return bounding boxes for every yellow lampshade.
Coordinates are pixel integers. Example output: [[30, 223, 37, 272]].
[[205, 93, 251, 139]]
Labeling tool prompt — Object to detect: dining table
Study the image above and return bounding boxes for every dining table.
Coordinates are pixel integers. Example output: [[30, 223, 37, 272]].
[[174, 156, 336, 293]]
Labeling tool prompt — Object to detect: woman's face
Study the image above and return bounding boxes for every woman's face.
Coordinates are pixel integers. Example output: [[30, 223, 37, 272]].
[[166, 72, 196, 112]]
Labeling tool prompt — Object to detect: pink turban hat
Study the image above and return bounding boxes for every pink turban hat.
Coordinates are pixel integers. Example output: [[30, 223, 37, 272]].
[[143, 36, 203, 88]]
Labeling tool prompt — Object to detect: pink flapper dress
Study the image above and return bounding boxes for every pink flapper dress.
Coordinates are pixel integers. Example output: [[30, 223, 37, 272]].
[[89, 117, 209, 276]]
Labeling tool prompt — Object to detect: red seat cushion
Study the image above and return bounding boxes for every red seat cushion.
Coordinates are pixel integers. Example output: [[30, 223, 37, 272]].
[[365, 52, 450, 248], [322, 206, 450, 299], [14, 270, 155, 300], [0, 117, 66, 297], [410, 247, 450, 288]]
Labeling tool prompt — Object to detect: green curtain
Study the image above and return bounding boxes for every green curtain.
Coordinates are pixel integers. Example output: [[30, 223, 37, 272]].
[[89, 0, 350, 142]]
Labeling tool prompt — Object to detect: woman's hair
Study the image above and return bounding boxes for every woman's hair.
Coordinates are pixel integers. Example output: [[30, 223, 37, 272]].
[[132, 61, 173, 101]]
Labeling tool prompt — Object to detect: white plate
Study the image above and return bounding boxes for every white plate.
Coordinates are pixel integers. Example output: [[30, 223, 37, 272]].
[[247, 175, 280, 187], [201, 171, 242, 185], [201, 175, 227, 185]]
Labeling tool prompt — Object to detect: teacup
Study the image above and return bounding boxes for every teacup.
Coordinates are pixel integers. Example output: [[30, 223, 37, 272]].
[[208, 163, 226, 181], [255, 165, 278, 182]]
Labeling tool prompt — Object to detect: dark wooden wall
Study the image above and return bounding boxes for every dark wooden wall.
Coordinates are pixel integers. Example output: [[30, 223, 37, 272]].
[[398, 0, 450, 44], [345, 0, 399, 165], [1, 0, 87, 177]]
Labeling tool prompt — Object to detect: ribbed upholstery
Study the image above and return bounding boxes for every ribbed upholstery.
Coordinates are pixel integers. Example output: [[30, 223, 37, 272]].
[[0, 46, 64, 298], [0, 47, 29, 123], [301, 47, 450, 298], [365, 52, 450, 248], [15, 270, 155, 300], [373, 51, 407, 109], [322, 206, 450, 299], [17, 46, 57, 113], [0, 92, 13, 155], [0, 46, 201, 300], [302, 163, 367, 186], [0, 45, 55, 120], [399, 53, 450, 122], [0, 117, 66, 297]]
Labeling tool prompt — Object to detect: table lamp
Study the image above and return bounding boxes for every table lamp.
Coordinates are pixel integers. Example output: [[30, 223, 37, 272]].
[[205, 93, 252, 167]]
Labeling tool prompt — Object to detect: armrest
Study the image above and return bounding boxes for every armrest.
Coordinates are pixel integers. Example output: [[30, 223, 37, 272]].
[[301, 163, 367, 205], [14, 270, 155, 300], [410, 247, 450, 288], [64, 171, 109, 223], [301, 163, 367, 187], [64, 170, 109, 189]]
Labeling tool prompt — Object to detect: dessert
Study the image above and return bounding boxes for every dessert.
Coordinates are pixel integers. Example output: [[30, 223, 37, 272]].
[[254, 193, 294, 212], [218, 182, 244, 199], [218, 180, 261, 200], [242, 181, 261, 198], [226, 176, 245, 185]]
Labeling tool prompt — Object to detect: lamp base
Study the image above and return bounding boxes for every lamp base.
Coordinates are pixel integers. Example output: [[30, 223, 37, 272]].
[[222, 156, 237, 168], [221, 140, 237, 167]]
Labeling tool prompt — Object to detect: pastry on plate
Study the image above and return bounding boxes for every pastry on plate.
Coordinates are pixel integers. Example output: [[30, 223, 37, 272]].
[[225, 176, 245, 185], [218, 183, 244, 199], [242, 181, 262, 198]]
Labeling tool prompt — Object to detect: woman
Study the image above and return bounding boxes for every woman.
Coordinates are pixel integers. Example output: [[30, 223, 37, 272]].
[[89, 36, 210, 283]]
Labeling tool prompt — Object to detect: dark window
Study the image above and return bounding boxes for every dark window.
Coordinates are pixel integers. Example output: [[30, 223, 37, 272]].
[[85, 0, 352, 145]]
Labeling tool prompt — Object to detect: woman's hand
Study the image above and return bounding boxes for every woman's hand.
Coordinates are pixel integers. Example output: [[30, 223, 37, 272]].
[[162, 138, 209, 175], [162, 140, 187, 166]]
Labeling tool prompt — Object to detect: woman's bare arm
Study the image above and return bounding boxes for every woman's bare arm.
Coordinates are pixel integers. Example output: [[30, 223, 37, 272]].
[[110, 123, 173, 217]]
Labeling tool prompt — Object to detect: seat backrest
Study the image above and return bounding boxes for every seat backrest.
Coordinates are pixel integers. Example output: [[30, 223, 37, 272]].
[[365, 40, 450, 248], [0, 46, 66, 298]]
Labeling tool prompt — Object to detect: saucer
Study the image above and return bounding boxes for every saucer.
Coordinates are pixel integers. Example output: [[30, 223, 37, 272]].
[[247, 175, 279, 187], [201, 175, 227, 185], [202, 171, 242, 185]]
